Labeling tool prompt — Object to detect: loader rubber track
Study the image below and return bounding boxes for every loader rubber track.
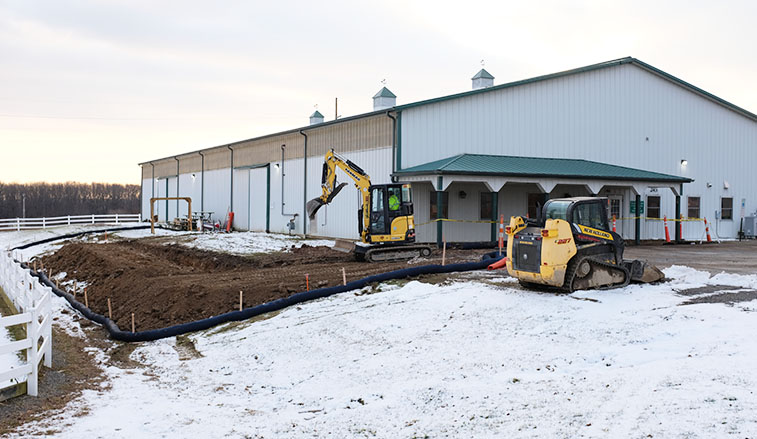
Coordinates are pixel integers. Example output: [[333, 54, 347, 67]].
[[562, 256, 630, 293]]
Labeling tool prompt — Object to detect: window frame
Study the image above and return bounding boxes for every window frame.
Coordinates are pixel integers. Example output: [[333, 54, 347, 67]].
[[687, 196, 701, 219], [430, 191, 449, 219], [721, 197, 733, 220], [647, 195, 661, 219], [479, 192, 493, 220]]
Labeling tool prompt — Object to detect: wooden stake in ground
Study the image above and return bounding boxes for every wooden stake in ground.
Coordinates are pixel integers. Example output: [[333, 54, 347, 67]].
[[84, 288, 88, 308], [73, 283, 77, 297], [239, 290, 243, 311], [305, 274, 310, 291], [442, 240, 447, 266], [107, 298, 112, 319], [55, 278, 59, 289], [131, 313, 135, 333], [342, 267, 347, 286], [33, 260, 37, 272]]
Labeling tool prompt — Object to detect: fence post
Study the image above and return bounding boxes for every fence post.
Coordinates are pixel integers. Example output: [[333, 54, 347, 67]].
[[28, 300, 39, 396], [43, 290, 52, 367], [91, 214, 95, 224], [17, 218, 20, 231], [67, 215, 71, 225], [42, 217, 46, 229], [115, 213, 120, 224]]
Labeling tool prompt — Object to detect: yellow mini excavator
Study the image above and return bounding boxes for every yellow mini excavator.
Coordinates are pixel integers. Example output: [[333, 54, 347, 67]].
[[505, 197, 664, 292], [306, 149, 433, 262]]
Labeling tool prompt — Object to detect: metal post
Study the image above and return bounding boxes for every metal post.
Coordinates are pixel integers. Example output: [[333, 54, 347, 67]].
[[490, 191, 498, 242], [635, 194, 641, 245], [675, 195, 681, 242], [436, 176, 444, 248], [22, 194, 26, 219]]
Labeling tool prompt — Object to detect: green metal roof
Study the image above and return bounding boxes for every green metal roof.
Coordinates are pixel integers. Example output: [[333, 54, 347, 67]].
[[310, 110, 324, 118], [471, 68, 494, 80], [396, 153, 693, 183], [373, 87, 396, 98]]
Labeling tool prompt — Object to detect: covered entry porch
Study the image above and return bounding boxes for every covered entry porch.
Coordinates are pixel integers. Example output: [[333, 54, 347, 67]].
[[393, 154, 691, 246]]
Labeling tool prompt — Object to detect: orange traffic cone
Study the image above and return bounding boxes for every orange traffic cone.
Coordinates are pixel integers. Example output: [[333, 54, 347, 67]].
[[704, 218, 712, 243], [612, 215, 617, 233], [663, 216, 671, 243]]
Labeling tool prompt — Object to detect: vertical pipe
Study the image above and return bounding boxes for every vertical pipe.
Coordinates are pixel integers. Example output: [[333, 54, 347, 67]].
[[300, 130, 308, 237], [198, 151, 205, 212], [174, 157, 180, 219], [396, 111, 403, 171], [150, 163, 155, 218], [437, 176, 444, 248], [635, 193, 641, 245], [227, 146, 234, 216], [266, 164, 271, 233], [386, 111, 397, 174]]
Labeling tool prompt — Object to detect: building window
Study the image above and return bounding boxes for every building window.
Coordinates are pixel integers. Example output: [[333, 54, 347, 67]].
[[430, 191, 449, 219], [647, 196, 661, 219], [480, 192, 493, 220], [687, 196, 700, 219], [721, 197, 733, 220]]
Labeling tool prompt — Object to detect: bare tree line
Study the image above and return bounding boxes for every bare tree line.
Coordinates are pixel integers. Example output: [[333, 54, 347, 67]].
[[0, 182, 140, 218]]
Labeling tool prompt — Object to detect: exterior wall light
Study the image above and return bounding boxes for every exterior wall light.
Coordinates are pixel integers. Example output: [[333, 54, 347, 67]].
[[680, 159, 688, 166]]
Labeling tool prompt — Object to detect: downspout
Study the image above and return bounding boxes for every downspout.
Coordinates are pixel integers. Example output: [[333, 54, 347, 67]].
[[198, 151, 205, 211], [150, 162, 155, 221], [299, 130, 308, 237], [386, 111, 397, 174], [396, 110, 402, 171], [174, 156, 180, 219], [227, 145, 234, 214]]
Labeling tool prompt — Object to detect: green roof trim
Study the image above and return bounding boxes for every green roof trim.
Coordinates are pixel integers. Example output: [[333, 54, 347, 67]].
[[395, 153, 693, 183], [310, 110, 324, 118], [471, 68, 494, 80], [373, 87, 396, 98]]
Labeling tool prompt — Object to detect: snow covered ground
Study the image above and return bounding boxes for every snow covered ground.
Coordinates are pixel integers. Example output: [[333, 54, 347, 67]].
[[2, 227, 757, 438]]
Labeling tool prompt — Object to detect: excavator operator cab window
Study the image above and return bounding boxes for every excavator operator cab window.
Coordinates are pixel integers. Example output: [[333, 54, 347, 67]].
[[573, 202, 609, 231], [370, 187, 386, 234]]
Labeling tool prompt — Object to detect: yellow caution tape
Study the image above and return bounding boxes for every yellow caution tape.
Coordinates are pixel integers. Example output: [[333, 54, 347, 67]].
[[416, 218, 497, 226]]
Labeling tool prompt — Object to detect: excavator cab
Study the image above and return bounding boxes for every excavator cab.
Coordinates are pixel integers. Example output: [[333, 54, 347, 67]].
[[361, 183, 415, 242]]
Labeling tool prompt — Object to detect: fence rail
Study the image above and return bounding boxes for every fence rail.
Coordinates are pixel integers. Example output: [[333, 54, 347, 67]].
[[0, 213, 140, 231], [0, 250, 53, 397]]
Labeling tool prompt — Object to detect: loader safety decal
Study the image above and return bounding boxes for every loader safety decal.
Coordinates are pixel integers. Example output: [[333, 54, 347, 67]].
[[577, 225, 613, 241]]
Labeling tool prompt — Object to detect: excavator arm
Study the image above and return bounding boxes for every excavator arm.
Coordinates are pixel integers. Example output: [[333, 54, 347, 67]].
[[306, 149, 372, 242]]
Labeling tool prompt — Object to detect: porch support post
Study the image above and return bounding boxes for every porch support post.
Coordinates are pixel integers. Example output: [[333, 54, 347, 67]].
[[490, 191, 498, 242], [437, 176, 444, 248], [635, 193, 641, 245], [675, 194, 681, 242]]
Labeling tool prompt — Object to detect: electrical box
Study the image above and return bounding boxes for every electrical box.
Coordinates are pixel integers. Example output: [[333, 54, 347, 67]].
[[744, 216, 757, 238]]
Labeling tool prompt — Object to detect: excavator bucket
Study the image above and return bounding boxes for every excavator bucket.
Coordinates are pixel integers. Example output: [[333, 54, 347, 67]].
[[332, 239, 356, 253], [307, 183, 348, 219]]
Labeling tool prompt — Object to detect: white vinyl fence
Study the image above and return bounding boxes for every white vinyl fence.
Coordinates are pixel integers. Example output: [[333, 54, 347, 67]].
[[0, 213, 140, 231], [0, 250, 53, 397]]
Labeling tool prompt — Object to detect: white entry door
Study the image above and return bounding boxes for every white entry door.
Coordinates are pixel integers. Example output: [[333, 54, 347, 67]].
[[250, 167, 268, 231]]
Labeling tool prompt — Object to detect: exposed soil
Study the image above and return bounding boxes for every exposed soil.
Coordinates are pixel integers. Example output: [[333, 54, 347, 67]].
[[39, 239, 489, 331], [675, 284, 757, 306]]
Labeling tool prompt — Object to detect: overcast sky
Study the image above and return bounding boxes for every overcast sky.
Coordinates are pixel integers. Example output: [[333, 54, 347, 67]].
[[1, 0, 755, 184]]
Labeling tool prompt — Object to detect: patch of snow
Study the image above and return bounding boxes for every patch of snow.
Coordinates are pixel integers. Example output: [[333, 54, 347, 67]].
[[178, 231, 335, 255], [0, 308, 26, 389], [7, 267, 757, 438]]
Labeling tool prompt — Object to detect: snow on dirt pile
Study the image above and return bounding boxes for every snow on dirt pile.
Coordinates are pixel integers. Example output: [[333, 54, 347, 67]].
[[178, 231, 335, 255], [10, 267, 757, 438]]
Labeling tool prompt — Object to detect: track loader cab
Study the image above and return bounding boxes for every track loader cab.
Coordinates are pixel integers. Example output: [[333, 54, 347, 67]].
[[506, 197, 663, 292]]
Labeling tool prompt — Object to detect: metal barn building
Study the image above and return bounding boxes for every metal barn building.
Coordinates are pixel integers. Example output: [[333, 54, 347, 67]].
[[139, 57, 757, 244]]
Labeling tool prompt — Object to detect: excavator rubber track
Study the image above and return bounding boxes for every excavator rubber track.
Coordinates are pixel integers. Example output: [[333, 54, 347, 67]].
[[562, 256, 630, 293], [360, 245, 433, 263]]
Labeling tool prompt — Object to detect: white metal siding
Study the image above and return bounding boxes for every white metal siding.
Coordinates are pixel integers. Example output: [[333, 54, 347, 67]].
[[232, 169, 250, 230], [400, 63, 757, 239]]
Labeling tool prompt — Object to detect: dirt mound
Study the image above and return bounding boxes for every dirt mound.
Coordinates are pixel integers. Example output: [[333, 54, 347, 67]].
[[41, 239, 488, 332]]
